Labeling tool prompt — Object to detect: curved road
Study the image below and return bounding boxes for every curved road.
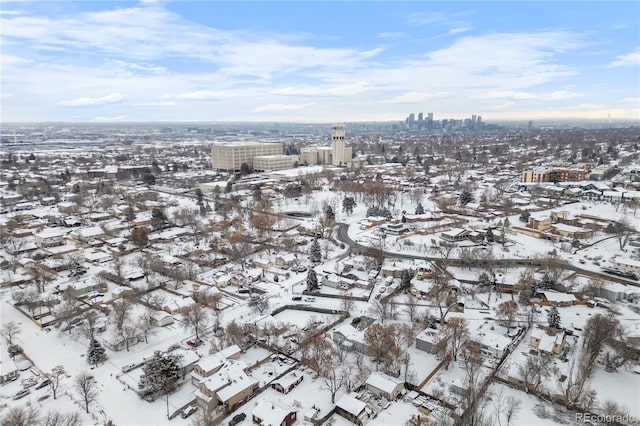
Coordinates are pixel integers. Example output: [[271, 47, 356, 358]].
[[335, 223, 640, 287]]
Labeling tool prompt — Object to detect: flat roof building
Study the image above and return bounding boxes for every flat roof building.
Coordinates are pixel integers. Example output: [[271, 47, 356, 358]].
[[211, 142, 282, 172]]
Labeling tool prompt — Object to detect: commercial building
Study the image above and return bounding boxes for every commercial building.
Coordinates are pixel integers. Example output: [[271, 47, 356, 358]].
[[253, 154, 299, 172], [211, 142, 282, 172]]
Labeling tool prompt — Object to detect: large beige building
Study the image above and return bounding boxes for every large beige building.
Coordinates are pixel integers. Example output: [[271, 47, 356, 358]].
[[253, 154, 299, 172], [211, 142, 282, 172], [299, 124, 352, 166]]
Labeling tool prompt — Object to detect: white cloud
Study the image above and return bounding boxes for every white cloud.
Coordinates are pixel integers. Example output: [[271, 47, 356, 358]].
[[251, 103, 315, 113], [270, 82, 370, 97], [171, 91, 236, 101], [383, 91, 450, 103], [406, 11, 468, 26], [92, 115, 126, 121], [474, 91, 537, 100], [58, 93, 125, 106], [133, 101, 175, 107], [609, 51, 640, 67], [448, 27, 472, 35]]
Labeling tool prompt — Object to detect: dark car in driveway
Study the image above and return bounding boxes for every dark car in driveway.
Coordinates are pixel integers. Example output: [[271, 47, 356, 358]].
[[35, 379, 50, 389], [229, 413, 246, 425]]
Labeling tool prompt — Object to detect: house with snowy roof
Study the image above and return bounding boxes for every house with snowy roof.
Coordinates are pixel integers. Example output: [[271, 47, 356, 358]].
[[191, 345, 241, 385], [251, 398, 297, 426], [271, 371, 304, 394], [530, 328, 566, 355], [194, 359, 258, 410], [539, 290, 577, 306], [34, 228, 67, 248], [365, 372, 404, 399], [335, 393, 370, 426]]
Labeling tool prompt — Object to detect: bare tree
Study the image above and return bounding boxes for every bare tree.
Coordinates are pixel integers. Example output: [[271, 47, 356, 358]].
[[434, 317, 469, 367], [45, 367, 65, 400], [321, 357, 346, 404], [404, 295, 419, 322], [495, 301, 518, 327], [559, 357, 596, 411], [184, 303, 210, 341], [248, 295, 270, 315], [582, 313, 623, 369], [427, 268, 458, 323], [459, 341, 493, 426], [137, 311, 155, 344], [517, 356, 551, 393], [340, 292, 354, 312], [368, 298, 392, 323], [41, 411, 82, 426], [1, 320, 21, 345], [1, 406, 40, 426], [78, 310, 100, 342], [75, 372, 99, 414], [111, 297, 133, 333], [364, 323, 394, 370], [299, 333, 335, 373]]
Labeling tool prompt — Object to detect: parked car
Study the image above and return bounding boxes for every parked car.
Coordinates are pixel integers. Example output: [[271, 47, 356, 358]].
[[122, 363, 138, 373], [13, 389, 30, 400], [35, 379, 50, 390], [229, 413, 246, 426], [291, 296, 302, 301], [303, 296, 315, 302], [181, 405, 198, 419], [186, 339, 202, 348]]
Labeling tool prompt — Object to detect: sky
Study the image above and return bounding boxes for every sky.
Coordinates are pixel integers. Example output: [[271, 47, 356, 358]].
[[1, 1, 639, 123]]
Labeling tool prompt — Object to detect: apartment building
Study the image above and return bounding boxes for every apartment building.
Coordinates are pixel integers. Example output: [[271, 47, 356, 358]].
[[522, 167, 586, 183]]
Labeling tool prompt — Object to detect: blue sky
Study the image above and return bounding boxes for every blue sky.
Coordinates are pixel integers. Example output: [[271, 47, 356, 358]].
[[1, 1, 638, 123]]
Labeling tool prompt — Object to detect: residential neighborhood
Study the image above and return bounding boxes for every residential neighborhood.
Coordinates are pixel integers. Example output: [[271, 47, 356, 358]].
[[1, 121, 639, 426]]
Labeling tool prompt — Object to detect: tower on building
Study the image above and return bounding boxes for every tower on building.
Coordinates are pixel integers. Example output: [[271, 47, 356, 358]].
[[331, 123, 351, 166]]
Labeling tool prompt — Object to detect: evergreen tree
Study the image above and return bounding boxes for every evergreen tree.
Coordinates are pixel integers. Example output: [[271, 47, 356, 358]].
[[459, 190, 473, 205], [306, 269, 318, 292], [342, 197, 356, 216], [87, 339, 107, 366], [309, 238, 322, 264], [195, 188, 204, 209], [324, 204, 335, 221], [139, 352, 183, 399], [541, 272, 554, 289], [478, 272, 492, 287], [252, 186, 262, 202], [142, 173, 156, 186], [150, 207, 167, 230], [485, 228, 495, 243], [519, 209, 531, 222], [401, 269, 412, 291], [547, 305, 561, 328], [415, 202, 425, 215]]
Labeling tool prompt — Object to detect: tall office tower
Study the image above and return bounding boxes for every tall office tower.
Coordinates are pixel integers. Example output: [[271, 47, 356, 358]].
[[477, 116, 482, 124], [409, 113, 416, 128], [427, 112, 434, 130], [528, 121, 533, 131], [331, 123, 350, 166], [472, 115, 477, 125]]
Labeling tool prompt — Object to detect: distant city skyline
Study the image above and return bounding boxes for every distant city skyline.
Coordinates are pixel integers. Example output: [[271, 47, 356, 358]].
[[1, 1, 639, 123]]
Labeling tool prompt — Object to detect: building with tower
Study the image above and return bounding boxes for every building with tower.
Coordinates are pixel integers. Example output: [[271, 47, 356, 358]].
[[299, 123, 352, 167]]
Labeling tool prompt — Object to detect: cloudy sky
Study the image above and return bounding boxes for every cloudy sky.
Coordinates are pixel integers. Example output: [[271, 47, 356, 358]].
[[1, 1, 639, 123]]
